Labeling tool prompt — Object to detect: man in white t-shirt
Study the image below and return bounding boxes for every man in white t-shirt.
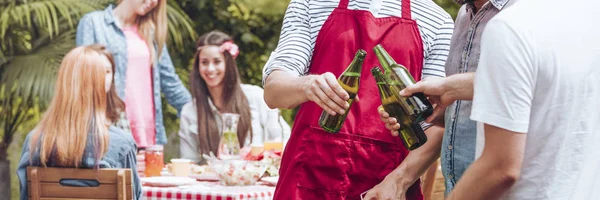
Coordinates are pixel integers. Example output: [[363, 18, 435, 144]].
[[444, 0, 600, 199]]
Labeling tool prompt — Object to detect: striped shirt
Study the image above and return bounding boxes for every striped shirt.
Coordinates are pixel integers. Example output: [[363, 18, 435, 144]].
[[262, 0, 455, 85]]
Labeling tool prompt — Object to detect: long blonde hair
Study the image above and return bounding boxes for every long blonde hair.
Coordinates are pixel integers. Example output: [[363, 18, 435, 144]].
[[118, 0, 168, 61], [30, 44, 124, 167]]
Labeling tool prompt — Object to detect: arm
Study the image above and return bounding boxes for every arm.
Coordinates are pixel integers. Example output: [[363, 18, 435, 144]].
[[178, 105, 201, 163], [446, 125, 526, 200], [76, 14, 95, 46], [391, 126, 444, 188], [263, 71, 312, 109], [442, 72, 475, 101], [363, 126, 444, 199], [264, 66, 350, 116], [158, 45, 192, 114], [262, 0, 349, 115], [401, 72, 476, 104]]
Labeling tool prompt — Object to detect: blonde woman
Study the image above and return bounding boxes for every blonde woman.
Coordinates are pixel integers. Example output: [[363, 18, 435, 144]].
[[17, 45, 141, 200], [76, 0, 191, 147]]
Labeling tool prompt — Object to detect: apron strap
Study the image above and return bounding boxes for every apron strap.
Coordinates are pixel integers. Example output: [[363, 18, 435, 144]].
[[338, 0, 350, 9], [401, 0, 412, 19]]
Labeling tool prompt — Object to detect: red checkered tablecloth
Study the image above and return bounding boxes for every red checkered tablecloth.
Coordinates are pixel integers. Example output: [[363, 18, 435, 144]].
[[143, 181, 275, 200]]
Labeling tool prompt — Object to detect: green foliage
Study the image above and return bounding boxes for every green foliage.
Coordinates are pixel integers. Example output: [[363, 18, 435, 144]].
[[434, 0, 461, 19], [169, 0, 287, 84]]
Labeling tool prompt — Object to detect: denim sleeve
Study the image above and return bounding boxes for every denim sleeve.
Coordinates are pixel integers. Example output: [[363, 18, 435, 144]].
[[158, 46, 192, 114], [76, 15, 95, 46], [123, 146, 142, 200], [17, 134, 33, 200]]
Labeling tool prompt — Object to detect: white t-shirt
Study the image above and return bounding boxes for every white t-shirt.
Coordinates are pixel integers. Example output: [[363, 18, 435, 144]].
[[470, 0, 600, 199]]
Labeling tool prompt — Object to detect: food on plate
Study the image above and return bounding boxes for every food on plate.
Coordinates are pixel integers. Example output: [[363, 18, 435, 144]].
[[191, 164, 211, 174], [208, 159, 268, 186], [166, 163, 212, 175]]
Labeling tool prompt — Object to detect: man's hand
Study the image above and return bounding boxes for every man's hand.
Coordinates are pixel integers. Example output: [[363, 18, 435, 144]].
[[362, 171, 406, 200], [399, 73, 475, 125], [303, 72, 350, 116], [399, 78, 450, 126], [399, 77, 452, 107]]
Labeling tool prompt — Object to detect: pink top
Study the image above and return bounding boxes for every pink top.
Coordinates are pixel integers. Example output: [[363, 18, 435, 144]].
[[123, 25, 156, 147]]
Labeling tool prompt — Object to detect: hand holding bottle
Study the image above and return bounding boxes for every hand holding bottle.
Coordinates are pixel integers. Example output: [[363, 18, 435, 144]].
[[379, 77, 448, 132], [302, 72, 350, 116], [318, 49, 366, 133], [398, 74, 476, 127]]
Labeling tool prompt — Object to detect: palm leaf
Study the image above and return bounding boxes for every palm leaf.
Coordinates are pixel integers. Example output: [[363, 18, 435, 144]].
[[0, 0, 110, 39], [1, 29, 75, 107], [166, 1, 197, 52]]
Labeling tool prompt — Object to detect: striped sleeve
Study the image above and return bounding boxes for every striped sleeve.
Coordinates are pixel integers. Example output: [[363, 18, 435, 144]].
[[422, 14, 454, 79], [262, 0, 312, 85]]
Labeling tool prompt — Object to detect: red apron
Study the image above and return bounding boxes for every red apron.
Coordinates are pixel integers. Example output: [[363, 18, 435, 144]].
[[274, 0, 425, 199]]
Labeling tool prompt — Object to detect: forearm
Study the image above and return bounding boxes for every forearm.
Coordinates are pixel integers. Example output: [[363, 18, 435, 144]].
[[446, 72, 475, 101], [447, 125, 524, 200], [263, 70, 313, 109], [391, 125, 444, 190], [446, 157, 518, 200]]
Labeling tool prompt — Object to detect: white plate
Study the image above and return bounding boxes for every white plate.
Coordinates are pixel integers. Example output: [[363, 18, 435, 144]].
[[189, 172, 220, 181], [261, 176, 279, 186], [141, 176, 197, 187]]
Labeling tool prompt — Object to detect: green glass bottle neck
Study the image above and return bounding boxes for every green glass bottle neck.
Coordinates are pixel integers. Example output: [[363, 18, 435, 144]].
[[344, 58, 364, 75], [372, 70, 393, 97], [374, 48, 395, 73]]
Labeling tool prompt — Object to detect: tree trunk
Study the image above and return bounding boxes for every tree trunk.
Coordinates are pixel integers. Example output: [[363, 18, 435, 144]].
[[0, 159, 10, 200]]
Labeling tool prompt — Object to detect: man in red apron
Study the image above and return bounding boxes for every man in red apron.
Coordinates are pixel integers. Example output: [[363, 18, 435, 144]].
[[262, 0, 453, 199]]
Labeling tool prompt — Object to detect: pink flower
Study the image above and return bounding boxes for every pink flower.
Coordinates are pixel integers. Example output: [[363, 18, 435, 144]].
[[219, 41, 239, 59]]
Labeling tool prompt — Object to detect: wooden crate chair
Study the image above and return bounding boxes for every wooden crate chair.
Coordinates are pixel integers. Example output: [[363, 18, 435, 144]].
[[27, 167, 132, 200]]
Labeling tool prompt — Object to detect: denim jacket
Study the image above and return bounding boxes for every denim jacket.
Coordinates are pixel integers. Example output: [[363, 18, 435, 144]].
[[75, 5, 192, 145], [441, 0, 510, 195]]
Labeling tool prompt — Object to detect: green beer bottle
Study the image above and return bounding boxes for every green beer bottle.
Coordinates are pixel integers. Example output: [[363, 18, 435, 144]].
[[319, 49, 366, 133], [372, 67, 426, 150], [373, 44, 433, 123]]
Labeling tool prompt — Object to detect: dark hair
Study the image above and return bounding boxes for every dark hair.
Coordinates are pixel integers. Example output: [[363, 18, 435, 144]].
[[190, 30, 252, 155]]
